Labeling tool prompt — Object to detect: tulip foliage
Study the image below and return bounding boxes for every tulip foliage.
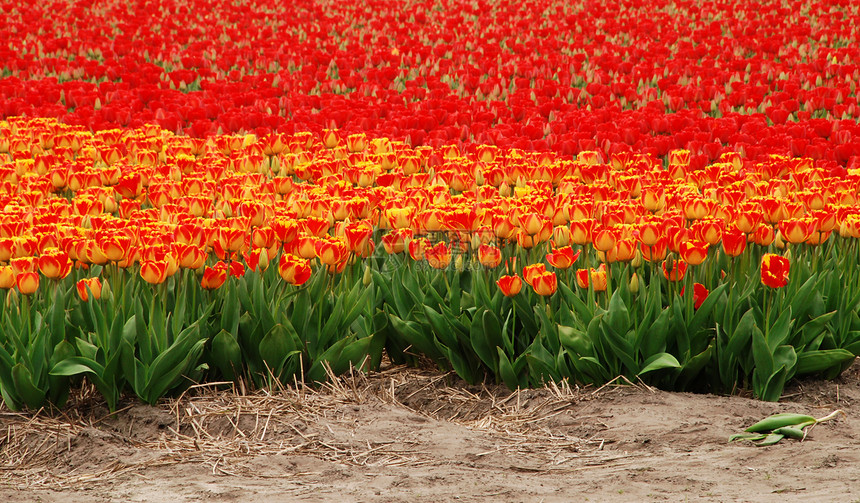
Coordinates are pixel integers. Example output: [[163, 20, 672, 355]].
[[1, 0, 860, 409]]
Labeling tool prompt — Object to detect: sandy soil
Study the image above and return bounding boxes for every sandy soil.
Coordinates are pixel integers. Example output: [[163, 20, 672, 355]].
[[2, 364, 859, 503]]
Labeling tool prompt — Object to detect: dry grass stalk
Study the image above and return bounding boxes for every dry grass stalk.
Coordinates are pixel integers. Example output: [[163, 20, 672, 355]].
[[1, 364, 605, 489]]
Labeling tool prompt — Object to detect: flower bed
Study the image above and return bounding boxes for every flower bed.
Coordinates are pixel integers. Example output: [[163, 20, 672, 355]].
[[0, 0, 859, 408]]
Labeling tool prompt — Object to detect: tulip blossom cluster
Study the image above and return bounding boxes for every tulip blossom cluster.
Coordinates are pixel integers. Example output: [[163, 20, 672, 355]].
[[0, 0, 858, 169], [0, 117, 855, 302]]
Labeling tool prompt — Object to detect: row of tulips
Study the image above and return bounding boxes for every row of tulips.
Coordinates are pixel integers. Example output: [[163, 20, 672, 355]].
[[1, 118, 859, 409], [1, 0, 858, 166]]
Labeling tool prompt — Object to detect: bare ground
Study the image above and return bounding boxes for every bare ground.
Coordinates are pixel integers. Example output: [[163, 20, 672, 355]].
[[2, 363, 859, 503]]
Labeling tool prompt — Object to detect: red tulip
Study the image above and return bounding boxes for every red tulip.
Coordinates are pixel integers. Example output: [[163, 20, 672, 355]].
[[761, 254, 790, 288]]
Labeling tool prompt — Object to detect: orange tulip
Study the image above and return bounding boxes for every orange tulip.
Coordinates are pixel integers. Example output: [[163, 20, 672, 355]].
[[752, 225, 776, 247], [278, 254, 312, 285], [314, 239, 349, 266], [382, 228, 413, 254], [523, 263, 547, 286], [425, 242, 451, 269], [637, 221, 662, 247], [344, 223, 373, 254], [100, 235, 132, 262], [140, 260, 169, 284], [408, 237, 431, 261], [251, 227, 276, 249], [0, 266, 15, 288], [575, 268, 590, 289], [546, 246, 580, 269], [477, 245, 502, 268], [175, 243, 207, 269], [576, 266, 607, 291], [293, 234, 318, 259], [218, 227, 246, 253], [531, 271, 558, 296], [592, 228, 616, 252], [590, 267, 608, 292], [778, 218, 815, 244], [16, 271, 39, 295], [496, 275, 522, 297], [518, 212, 549, 235], [679, 241, 709, 266], [693, 218, 723, 246], [200, 263, 228, 290], [516, 221, 552, 248], [38, 251, 72, 279], [735, 210, 763, 234], [570, 219, 597, 245], [606, 239, 636, 263], [76, 277, 103, 301], [640, 238, 668, 262]]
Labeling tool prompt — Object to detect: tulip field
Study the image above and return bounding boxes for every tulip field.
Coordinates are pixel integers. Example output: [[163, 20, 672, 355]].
[[1, 0, 860, 412]]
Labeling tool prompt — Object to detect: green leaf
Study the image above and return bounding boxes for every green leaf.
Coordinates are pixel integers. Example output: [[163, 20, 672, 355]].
[[796, 349, 855, 376], [605, 289, 630, 336], [11, 364, 46, 410], [50, 357, 106, 377], [767, 308, 794, 352], [212, 329, 243, 381], [258, 324, 297, 376], [497, 348, 526, 390], [558, 325, 593, 357], [638, 353, 681, 376]]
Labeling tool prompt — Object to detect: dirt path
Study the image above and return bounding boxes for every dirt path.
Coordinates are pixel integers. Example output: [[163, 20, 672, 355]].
[[2, 364, 859, 502]]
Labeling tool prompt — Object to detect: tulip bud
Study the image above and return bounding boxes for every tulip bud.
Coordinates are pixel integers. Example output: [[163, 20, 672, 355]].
[[6, 288, 18, 309], [455, 254, 464, 272], [628, 273, 640, 294], [101, 278, 112, 301], [362, 265, 372, 287], [773, 231, 785, 250], [631, 249, 643, 267]]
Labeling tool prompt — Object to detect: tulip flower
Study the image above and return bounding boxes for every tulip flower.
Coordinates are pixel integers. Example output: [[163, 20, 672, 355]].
[[424, 242, 451, 269], [200, 264, 228, 290], [76, 277, 103, 301], [531, 271, 558, 296], [315, 238, 349, 266], [382, 229, 413, 254], [0, 266, 15, 289], [278, 254, 312, 286], [761, 254, 790, 288], [477, 244, 502, 268], [38, 250, 72, 279], [575, 266, 607, 292], [722, 228, 747, 257], [496, 275, 523, 297], [546, 246, 580, 269], [16, 271, 40, 295], [592, 228, 617, 252], [662, 260, 688, 282], [140, 260, 169, 284], [523, 263, 547, 287], [778, 218, 815, 244], [679, 241, 709, 266]]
